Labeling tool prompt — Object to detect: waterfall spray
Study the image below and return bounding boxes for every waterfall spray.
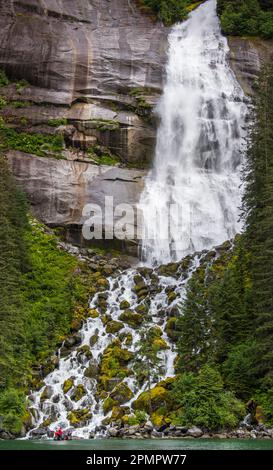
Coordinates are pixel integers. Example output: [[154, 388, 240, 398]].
[[140, 0, 247, 266]]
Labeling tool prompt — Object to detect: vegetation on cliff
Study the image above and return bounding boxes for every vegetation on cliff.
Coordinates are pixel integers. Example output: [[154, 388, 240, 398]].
[[218, 0, 273, 38], [138, 0, 204, 26], [0, 157, 95, 433]]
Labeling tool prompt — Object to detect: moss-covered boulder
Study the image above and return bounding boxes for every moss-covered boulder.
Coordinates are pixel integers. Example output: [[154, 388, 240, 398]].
[[89, 332, 99, 347], [151, 411, 171, 427], [148, 326, 163, 338], [119, 310, 143, 328], [167, 291, 178, 303], [40, 385, 54, 402], [158, 262, 179, 277], [99, 341, 134, 391], [119, 300, 131, 310], [101, 314, 112, 325], [77, 344, 93, 359], [152, 337, 169, 350], [111, 406, 130, 421], [101, 341, 134, 368], [119, 331, 133, 346], [68, 408, 92, 427], [165, 317, 180, 342], [96, 277, 110, 289], [137, 266, 153, 278], [88, 309, 100, 318], [42, 417, 53, 427], [135, 303, 149, 315], [110, 382, 133, 405], [132, 385, 169, 413], [84, 360, 98, 379], [157, 377, 176, 390], [99, 377, 123, 392], [103, 396, 117, 414], [62, 378, 74, 394], [70, 384, 87, 402], [106, 320, 124, 334]]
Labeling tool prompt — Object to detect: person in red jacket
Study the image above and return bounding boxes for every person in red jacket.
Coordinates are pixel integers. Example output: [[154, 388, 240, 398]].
[[54, 427, 64, 441]]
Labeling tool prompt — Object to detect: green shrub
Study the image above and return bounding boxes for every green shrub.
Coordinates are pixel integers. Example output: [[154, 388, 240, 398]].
[[0, 389, 26, 434], [139, 0, 200, 26], [11, 101, 31, 109], [0, 125, 64, 157], [171, 365, 245, 430], [47, 118, 68, 127], [0, 97, 7, 109], [16, 79, 28, 92], [127, 410, 148, 425], [0, 70, 9, 87], [219, 0, 273, 38]]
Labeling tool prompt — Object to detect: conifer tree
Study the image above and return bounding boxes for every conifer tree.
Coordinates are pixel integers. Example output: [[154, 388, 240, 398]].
[[242, 63, 273, 384]]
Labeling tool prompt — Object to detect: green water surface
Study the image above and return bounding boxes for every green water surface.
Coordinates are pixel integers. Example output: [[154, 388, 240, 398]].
[[1, 439, 273, 451]]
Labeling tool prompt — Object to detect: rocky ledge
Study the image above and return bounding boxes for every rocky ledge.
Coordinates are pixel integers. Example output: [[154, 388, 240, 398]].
[[7, 150, 146, 253], [98, 423, 273, 440]]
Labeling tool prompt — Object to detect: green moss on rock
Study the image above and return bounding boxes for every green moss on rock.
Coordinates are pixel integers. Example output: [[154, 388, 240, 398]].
[[133, 385, 170, 413], [165, 317, 180, 342], [119, 310, 144, 328], [103, 396, 117, 414], [152, 338, 169, 351], [88, 309, 100, 318], [106, 320, 124, 334], [62, 378, 74, 394], [68, 408, 92, 427], [77, 345, 93, 359], [120, 300, 131, 310], [110, 382, 133, 405], [71, 384, 86, 402]]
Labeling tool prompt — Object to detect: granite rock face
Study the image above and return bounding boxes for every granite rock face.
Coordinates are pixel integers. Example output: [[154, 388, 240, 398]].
[[228, 37, 273, 95], [0, 0, 168, 167], [2, 1, 273, 251], [7, 150, 146, 251]]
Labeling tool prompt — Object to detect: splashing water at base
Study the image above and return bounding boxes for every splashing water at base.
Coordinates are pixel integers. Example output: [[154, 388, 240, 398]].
[[140, 0, 248, 266]]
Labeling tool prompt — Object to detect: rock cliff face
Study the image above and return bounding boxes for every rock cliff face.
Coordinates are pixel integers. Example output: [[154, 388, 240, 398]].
[[7, 150, 145, 251], [0, 0, 168, 251], [0, 0, 168, 166], [1, 1, 273, 251], [228, 37, 273, 96]]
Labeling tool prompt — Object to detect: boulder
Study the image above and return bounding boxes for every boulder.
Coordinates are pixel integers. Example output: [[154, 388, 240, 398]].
[[29, 427, 48, 439], [62, 378, 74, 394], [133, 385, 169, 413], [106, 320, 124, 334], [84, 360, 99, 379], [119, 310, 144, 328], [70, 384, 87, 402], [68, 408, 92, 427], [187, 426, 203, 438], [120, 300, 131, 310], [110, 382, 133, 405], [108, 427, 119, 437], [40, 385, 54, 402]]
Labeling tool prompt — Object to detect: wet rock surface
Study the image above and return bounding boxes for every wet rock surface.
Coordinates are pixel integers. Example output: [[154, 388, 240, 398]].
[[0, 0, 168, 167], [228, 37, 273, 96]]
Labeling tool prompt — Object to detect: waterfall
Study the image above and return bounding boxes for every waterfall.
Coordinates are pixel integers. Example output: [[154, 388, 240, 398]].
[[140, 0, 247, 266], [26, 0, 248, 439]]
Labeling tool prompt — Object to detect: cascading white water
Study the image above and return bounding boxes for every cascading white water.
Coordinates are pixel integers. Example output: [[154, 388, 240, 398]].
[[27, 257, 200, 438], [26, 1, 248, 439], [140, 0, 247, 266]]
